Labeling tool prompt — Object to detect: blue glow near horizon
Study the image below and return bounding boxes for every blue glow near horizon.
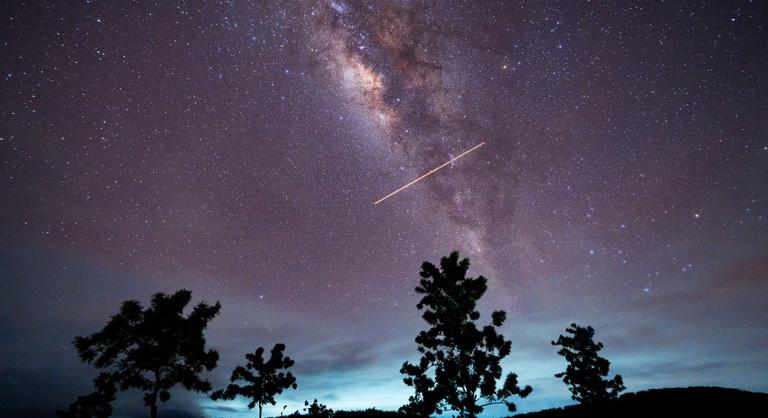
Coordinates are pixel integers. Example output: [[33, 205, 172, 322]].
[[194, 356, 576, 418], [3, 247, 768, 418]]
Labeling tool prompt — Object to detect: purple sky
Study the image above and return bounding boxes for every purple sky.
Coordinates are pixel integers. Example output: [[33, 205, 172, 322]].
[[1, 1, 767, 417]]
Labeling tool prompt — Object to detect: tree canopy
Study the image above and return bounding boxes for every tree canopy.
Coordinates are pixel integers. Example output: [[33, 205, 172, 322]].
[[552, 323, 625, 404], [401, 251, 532, 418], [212, 343, 298, 418], [68, 289, 220, 418]]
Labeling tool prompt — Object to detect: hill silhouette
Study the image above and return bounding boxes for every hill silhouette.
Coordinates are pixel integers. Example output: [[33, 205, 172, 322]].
[[515, 386, 768, 418]]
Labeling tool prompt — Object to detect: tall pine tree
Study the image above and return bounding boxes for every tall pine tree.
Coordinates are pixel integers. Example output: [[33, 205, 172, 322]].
[[401, 251, 531, 418]]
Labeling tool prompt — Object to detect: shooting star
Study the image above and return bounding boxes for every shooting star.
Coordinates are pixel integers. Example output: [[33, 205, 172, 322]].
[[374, 141, 486, 205]]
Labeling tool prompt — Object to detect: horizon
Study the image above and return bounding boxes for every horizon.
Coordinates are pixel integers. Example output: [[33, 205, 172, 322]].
[[1, 1, 767, 417]]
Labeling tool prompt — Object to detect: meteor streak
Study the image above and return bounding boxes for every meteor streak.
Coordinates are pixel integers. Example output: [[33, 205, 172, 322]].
[[374, 141, 486, 205]]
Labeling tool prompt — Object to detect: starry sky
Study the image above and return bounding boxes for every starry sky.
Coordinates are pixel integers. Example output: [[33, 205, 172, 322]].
[[1, 1, 767, 417]]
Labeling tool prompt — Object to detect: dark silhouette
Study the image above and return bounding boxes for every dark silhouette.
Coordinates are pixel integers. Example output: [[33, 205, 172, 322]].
[[56, 372, 117, 418], [64, 289, 220, 418], [212, 343, 298, 418], [400, 251, 532, 418], [304, 399, 333, 418], [552, 323, 625, 404], [296, 408, 420, 418], [514, 387, 768, 418]]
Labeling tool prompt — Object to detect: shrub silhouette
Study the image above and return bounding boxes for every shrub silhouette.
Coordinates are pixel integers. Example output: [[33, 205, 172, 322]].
[[304, 399, 333, 418], [64, 289, 220, 418], [289, 409, 420, 418], [552, 323, 625, 404], [212, 343, 298, 418], [400, 251, 532, 418], [332, 409, 420, 418]]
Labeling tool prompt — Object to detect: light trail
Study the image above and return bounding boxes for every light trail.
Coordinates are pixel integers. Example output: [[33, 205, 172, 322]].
[[374, 141, 486, 205]]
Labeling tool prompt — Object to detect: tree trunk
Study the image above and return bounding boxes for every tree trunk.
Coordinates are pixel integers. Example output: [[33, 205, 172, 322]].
[[149, 389, 159, 418], [259, 403, 263, 418], [150, 369, 160, 418]]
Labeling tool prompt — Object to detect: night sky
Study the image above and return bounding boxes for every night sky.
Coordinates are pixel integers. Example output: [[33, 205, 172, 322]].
[[1, 1, 767, 417]]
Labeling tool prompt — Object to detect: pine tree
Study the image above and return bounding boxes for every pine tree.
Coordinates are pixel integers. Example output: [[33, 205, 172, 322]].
[[212, 343, 298, 418], [68, 289, 220, 418], [552, 323, 625, 404], [401, 251, 531, 418]]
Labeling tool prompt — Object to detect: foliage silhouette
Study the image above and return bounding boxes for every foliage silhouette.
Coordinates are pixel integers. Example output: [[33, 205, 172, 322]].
[[56, 372, 118, 418], [304, 399, 333, 418], [212, 343, 298, 418], [552, 323, 625, 404], [67, 289, 220, 418], [291, 409, 421, 418], [400, 251, 532, 418]]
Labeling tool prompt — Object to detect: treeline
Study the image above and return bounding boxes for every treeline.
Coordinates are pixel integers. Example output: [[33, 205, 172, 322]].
[[58, 251, 624, 418]]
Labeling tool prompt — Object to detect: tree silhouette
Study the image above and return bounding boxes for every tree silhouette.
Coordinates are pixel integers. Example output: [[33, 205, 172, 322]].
[[552, 323, 625, 404], [212, 343, 298, 418], [68, 289, 220, 418], [304, 399, 333, 418], [400, 251, 532, 418]]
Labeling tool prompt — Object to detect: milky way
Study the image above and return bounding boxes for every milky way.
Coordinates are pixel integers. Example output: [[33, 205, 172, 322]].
[[1, 1, 767, 417]]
